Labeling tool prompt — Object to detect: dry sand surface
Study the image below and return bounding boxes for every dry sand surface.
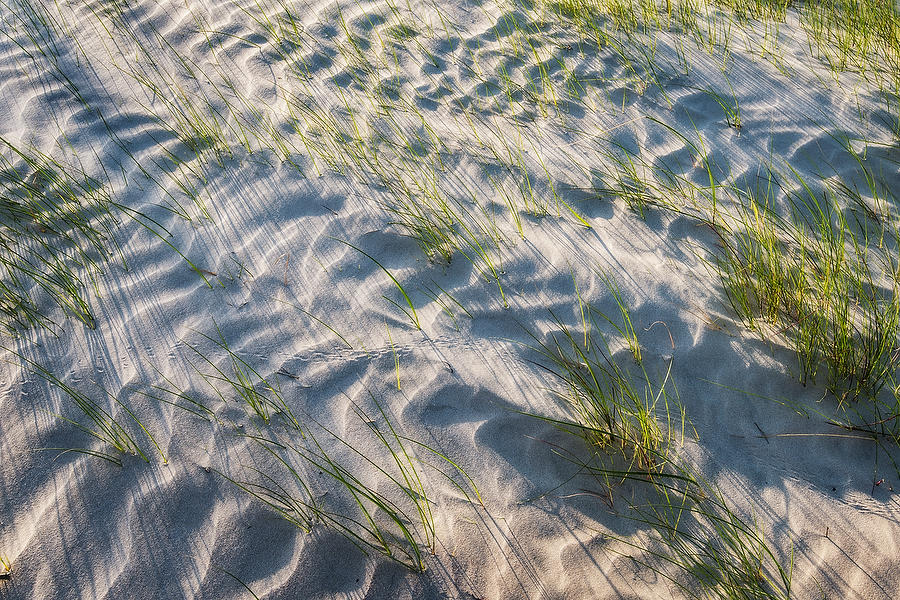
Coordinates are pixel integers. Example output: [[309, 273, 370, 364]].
[[1, 0, 900, 598]]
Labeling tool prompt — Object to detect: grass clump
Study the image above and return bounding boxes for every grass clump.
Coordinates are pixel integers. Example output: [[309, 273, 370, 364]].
[[12, 353, 165, 466], [620, 463, 793, 600], [528, 285, 678, 471], [544, 389, 794, 599], [529, 275, 792, 598], [596, 142, 661, 218], [549, 0, 899, 92], [225, 392, 480, 572], [710, 166, 900, 400], [187, 326, 300, 429], [801, 0, 900, 86], [0, 139, 120, 332], [696, 78, 742, 130], [0, 135, 211, 333]]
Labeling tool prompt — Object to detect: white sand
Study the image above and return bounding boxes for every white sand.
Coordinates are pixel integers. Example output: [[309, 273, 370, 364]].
[[1, 0, 899, 598]]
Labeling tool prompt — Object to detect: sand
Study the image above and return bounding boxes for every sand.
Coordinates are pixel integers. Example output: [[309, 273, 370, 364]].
[[1, 0, 899, 598]]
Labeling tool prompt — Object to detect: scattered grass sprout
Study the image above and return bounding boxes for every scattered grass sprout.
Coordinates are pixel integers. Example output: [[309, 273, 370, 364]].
[[334, 238, 421, 329]]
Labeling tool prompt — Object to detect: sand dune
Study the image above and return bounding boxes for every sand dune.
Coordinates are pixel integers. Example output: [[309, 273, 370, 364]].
[[1, 0, 899, 598]]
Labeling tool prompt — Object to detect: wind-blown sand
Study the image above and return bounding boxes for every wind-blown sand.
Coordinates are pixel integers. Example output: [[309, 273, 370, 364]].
[[1, 0, 899, 598]]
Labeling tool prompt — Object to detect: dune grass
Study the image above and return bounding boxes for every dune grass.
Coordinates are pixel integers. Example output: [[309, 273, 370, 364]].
[[334, 238, 421, 330], [187, 326, 300, 430], [139, 367, 218, 423], [10, 353, 165, 465], [527, 286, 679, 471], [0, 138, 120, 331], [3, 0, 898, 592], [141, 323, 482, 571], [696, 77, 742, 130], [709, 164, 900, 401], [551, 0, 899, 87], [528, 275, 792, 599], [225, 392, 480, 572], [617, 462, 793, 600]]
